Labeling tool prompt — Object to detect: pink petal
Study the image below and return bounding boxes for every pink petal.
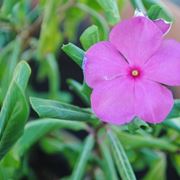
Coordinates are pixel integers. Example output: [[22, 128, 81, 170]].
[[91, 77, 135, 125], [135, 79, 174, 123], [84, 41, 128, 88], [109, 16, 163, 65], [144, 40, 180, 86], [153, 19, 171, 35]]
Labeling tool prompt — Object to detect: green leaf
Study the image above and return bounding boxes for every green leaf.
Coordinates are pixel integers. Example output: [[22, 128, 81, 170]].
[[96, 0, 120, 25], [171, 154, 180, 176], [0, 38, 21, 100], [38, 0, 61, 57], [107, 130, 136, 180], [62, 6, 84, 41], [40, 134, 81, 154], [144, 153, 166, 180], [30, 97, 93, 122], [76, 3, 109, 40], [44, 54, 60, 96], [142, 0, 170, 13], [40, 131, 84, 169], [12, 61, 31, 91], [71, 135, 95, 180], [130, 0, 146, 13], [13, 118, 87, 157], [0, 149, 20, 179], [128, 118, 152, 133], [81, 82, 92, 98], [62, 43, 85, 67], [0, 61, 31, 160], [0, 41, 14, 64], [0, 83, 28, 161], [112, 127, 178, 152], [0, 61, 30, 132], [11, 1, 27, 28], [67, 79, 90, 105], [98, 129, 118, 180], [142, 0, 160, 9], [167, 99, 180, 118], [162, 117, 180, 133], [80, 25, 100, 50], [147, 4, 172, 22], [1, 0, 19, 16]]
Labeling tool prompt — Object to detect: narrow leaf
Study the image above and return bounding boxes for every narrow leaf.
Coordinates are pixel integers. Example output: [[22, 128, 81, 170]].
[[171, 154, 180, 176], [81, 82, 92, 99], [98, 129, 118, 180], [144, 153, 166, 180], [162, 117, 180, 133], [0, 61, 30, 160], [0, 61, 31, 132], [96, 0, 120, 25], [46, 54, 60, 95], [80, 25, 100, 50], [113, 127, 178, 152], [30, 97, 94, 122], [0, 38, 21, 100], [147, 4, 172, 22], [71, 135, 95, 180], [67, 79, 90, 105], [62, 43, 85, 67], [38, 0, 61, 57], [13, 118, 87, 157], [167, 99, 180, 118], [128, 118, 152, 133], [12, 61, 31, 91], [130, 0, 146, 13], [108, 130, 136, 180], [0, 83, 28, 160], [76, 3, 109, 40]]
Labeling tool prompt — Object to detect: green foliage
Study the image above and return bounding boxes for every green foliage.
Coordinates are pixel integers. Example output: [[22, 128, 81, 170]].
[[67, 79, 91, 105], [80, 25, 100, 50], [108, 130, 136, 180], [71, 135, 95, 180], [130, 0, 146, 13], [113, 126, 178, 152], [0, 61, 31, 160], [76, 3, 109, 40], [147, 4, 172, 21], [163, 117, 180, 132], [37, 0, 61, 58], [143, 153, 166, 180], [0, 38, 21, 102], [96, 0, 120, 25], [98, 129, 118, 180], [14, 118, 87, 157], [128, 118, 152, 133], [62, 43, 85, 67], [30, 97, 95, 122]]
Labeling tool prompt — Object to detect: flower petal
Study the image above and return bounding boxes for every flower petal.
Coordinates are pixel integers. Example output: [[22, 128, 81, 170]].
[[84, 41, 128, 88], [109, 16, 163, 65], [153, 19, 171, 35], [91, 77, 135, 125], [135, 79, 173, 123], [144, 40, 180, 86]]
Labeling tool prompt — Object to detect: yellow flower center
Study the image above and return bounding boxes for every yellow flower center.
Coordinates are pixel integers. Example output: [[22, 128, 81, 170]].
[[131, 70, 139, 77]]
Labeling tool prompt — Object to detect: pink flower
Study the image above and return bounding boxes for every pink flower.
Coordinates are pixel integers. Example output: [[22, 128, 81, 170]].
[[84, 15, 180, 125]]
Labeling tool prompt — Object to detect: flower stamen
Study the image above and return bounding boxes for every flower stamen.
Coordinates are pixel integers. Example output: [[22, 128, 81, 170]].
[[131, 70, 139, 77]]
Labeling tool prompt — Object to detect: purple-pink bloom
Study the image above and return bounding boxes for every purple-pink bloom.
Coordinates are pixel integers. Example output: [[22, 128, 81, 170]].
[[83, 15, 180, 125]]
